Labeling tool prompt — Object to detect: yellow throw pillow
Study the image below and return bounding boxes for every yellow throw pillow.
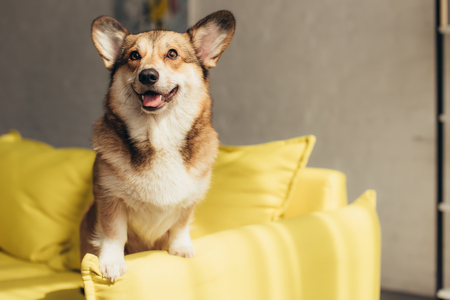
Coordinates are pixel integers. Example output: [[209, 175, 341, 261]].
[[0, 130, 95, 270], [190, 135, 316, 238]]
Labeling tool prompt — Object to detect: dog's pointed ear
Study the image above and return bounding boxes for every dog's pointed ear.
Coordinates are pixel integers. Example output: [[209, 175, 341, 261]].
[[91, 16, 129, 70], [187, 11, 235, 70]]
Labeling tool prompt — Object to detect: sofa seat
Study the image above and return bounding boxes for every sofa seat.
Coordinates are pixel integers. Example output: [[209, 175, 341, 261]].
[[0, 252, 82, 300]]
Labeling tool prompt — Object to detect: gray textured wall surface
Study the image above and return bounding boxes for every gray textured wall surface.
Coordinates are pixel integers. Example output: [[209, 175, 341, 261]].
[[0, 1, 113, 148], [191, 0, 435, 297]]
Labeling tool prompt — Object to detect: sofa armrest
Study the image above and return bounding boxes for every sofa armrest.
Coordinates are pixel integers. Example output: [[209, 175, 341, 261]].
[[283, 167, 348, 219], [81, 191, 380, 300]]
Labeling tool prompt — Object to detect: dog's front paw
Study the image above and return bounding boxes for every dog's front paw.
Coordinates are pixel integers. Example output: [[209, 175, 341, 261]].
[[168, 240, 195, 258], [99, 253, 127, 282]]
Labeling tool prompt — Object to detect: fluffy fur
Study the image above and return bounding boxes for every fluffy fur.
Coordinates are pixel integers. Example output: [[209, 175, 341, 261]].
[[80, 11, 235, 282]]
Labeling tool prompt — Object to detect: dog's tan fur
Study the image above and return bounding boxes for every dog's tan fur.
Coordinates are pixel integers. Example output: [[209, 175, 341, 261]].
[[80, 11, 235, 281]]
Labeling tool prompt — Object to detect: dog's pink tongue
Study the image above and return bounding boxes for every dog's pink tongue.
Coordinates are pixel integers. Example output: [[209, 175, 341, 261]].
[[143, 93, 162, 107]]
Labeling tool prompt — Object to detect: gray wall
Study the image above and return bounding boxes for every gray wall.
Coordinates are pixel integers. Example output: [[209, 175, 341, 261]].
[[0, 0, 439, 297], [191, 0, 436, 297], [0, 1, 113, 148]]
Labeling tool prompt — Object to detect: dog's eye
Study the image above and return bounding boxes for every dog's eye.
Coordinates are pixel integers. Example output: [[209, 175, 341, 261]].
[[167, 49, 178, 59], [130, 51, 141, 61]]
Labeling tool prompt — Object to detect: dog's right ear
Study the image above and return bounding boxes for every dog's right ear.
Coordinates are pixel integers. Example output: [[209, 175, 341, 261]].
[[91, 16, 129, 70]]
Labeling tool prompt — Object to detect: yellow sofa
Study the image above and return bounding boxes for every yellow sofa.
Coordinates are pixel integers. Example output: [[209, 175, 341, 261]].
[[0, 132, 380, 300]]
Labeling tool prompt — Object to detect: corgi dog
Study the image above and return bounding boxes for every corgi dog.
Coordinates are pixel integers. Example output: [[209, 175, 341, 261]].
[[80, 10, 235, 282]]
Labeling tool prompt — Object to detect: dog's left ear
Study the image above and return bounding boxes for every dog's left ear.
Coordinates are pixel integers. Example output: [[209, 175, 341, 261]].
[[187, 11, 235, 69]]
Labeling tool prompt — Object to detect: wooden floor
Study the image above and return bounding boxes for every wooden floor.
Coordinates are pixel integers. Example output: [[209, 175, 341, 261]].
[[380, 290, 434, 300]]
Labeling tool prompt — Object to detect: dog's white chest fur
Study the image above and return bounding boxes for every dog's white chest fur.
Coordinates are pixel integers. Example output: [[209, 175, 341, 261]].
[[120, 148, 206, 209], [118, 105, 207, 207]]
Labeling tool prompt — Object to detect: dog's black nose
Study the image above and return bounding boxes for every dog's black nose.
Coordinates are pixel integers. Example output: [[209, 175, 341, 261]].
[[139, 68, 159, 85]]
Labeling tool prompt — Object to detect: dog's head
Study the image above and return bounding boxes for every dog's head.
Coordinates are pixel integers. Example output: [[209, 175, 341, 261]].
[[91, 11, 235, 114]]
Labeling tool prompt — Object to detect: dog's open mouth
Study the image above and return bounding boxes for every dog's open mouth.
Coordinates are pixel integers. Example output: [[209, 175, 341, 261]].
[[138, 86, 178, 111]]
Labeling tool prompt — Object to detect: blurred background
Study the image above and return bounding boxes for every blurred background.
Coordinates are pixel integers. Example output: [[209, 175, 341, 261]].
[[0, 0, 442, 299]]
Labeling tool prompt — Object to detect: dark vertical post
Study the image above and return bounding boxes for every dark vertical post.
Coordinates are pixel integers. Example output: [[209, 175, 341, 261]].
[[437, 0, 445, 298]]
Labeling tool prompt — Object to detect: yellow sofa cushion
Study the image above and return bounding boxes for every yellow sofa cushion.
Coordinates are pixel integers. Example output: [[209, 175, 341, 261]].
[[0, 131, 95, 270], [282, 167, 348, 218], [190, 135, 316, 238], [0, 251, 83, 300], [81, 190, 380, 300]]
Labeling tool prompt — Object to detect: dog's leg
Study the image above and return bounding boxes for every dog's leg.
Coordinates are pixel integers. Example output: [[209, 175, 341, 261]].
[[96, 199, 128, 282], [168, 205, 195, 258], [80, 201, 98, 262]]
